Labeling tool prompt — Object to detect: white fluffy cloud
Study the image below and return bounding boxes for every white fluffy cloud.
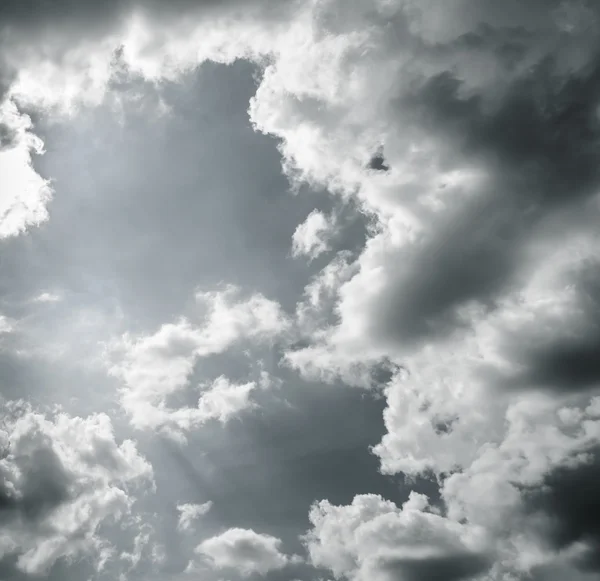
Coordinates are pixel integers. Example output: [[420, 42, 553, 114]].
[[106, 286, 288, 436], [177, 501, 213, 532], [0, 99, 52, 239], [196, 527, 296, 576], [440, 395, 600, 574], [197, 376, 257, 423], [305, 492, 491, 581], [0, 402, 153, 575], [292, 210, 336, 260]]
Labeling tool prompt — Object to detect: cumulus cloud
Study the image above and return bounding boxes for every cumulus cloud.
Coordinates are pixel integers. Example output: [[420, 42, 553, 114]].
[[196, 527, 296, 576], [0, 99, 52, 239], [305, 492, 491, 581], [245, 1, 600, 579], [292, 210, 336, 260], [197, 376, 257, 423], [106, 285, 288, 436], [177, 501, 213, 532], [0, 402, 152, 575], [439, 395, 600, 573]]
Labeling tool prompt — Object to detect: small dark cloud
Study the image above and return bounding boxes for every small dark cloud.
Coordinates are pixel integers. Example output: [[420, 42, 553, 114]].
[[368, 357, 401, 389], [368, 148, 390, 172], [432, 415, 459, 435]]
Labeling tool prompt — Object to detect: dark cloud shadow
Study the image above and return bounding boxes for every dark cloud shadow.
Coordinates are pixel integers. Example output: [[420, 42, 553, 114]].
[[488, 261, 600, 394], [523, 448, 600, 573], [375, 53, 600, 348], [380, 552, 491, 581]]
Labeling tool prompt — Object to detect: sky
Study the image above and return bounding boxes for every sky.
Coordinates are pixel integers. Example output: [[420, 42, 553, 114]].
[[1, 1, 600, 580]]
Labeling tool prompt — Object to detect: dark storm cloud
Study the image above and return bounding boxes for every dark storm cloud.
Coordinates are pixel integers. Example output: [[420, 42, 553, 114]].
[[376, 41, 600, 348], [379, 552, 491, 581], [377, 192, 529, 345], [506, 329, 600, 394], [533, 264, 600, 391], [489, 260, 600, 394], [520, 336, 600, 393], [524, 448, 600, 572]]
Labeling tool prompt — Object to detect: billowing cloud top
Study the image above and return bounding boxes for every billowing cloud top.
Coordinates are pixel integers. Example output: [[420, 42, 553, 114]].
[[1, 1, 600, 581]]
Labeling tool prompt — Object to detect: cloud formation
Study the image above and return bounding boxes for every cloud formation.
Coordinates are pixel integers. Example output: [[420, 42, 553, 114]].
[[1, 1, 600, 580], [106, 286, 288, 437], [292, 210, 336, 261], [177, 501, 213, 532], [305, 492, 491, 581], [196, 528, 296, 576], [0, 402, 152, 575]]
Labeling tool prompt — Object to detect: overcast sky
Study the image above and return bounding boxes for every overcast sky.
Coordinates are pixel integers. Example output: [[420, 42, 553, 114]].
[[1, 2, 600, 581]]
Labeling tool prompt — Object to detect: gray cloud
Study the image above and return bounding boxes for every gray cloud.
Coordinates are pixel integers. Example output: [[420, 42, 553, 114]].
[[523, 448, 600, 572], [3, 3, 600, 581], [477, 259, 600, 396], [0, 404, 152, 578], [0, 445, 71, 522], [373, 56, 600, 348], [378, 553, 491, 581], [0, 0, 297, 42]]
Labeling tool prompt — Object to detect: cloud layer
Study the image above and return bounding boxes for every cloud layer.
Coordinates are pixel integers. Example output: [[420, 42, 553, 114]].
[[1, 1, 600, 581]]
